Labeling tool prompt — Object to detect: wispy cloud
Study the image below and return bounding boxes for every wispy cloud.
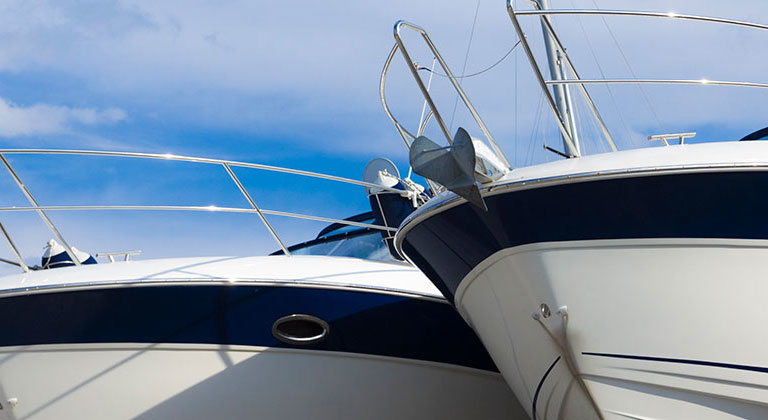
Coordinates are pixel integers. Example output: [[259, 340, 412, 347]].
[[0, 97, 126, 137], [1, 0, 765, 154], [1, 0, 767, 266]]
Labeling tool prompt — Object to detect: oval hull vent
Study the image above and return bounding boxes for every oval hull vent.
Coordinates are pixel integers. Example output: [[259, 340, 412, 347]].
[[272, 314, 330, 345]]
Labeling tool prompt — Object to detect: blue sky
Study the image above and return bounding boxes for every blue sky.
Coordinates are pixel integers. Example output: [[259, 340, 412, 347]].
[[1, 0, 767, 273]]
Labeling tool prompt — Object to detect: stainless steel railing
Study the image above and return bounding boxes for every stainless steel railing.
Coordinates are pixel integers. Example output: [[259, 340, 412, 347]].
[[514, 9, 768, 31], [545, 79, 768, 89], [379, 21, 511, 169], [507, 2, 768, 152], [382, 3, 768, 162], [0, 149, 402, 273]]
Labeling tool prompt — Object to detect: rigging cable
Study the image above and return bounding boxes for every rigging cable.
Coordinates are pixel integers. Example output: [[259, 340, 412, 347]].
[[574, 95, 588, 154], [409, 57, 438, 180], [448, 0, 482, 132], [526, 90, 546, 165], [417, 57, 438, 131], [569, 0, 634, 148], [592, 0, 665, 133], [418, 40, 521, 79], [514, 27, 519, 166]]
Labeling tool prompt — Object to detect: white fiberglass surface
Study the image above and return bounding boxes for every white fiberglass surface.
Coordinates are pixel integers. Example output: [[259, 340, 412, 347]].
[[0, 344, 522, 420], [500, 141, 768, 185], [400, 140, 768, 227], [0, 255, 442, 298], [456, 238, 768, 419]]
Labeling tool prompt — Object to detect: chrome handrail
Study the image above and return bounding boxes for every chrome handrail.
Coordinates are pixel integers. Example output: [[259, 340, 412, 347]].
[[96, 250, 142, 263], [222, 162, 289, 255], [0, 221, 28, 272], [379, 46, 442, 195], [0, 149, 401, 273], [515, 9, 768, 32], [523, 1, 617, 153], [1, 154, 82, 265], [378, 44, 438, 146], [380, 43, 418, 148], [506, 1, 580, 157], [507, 3, 768, 155], [0, 149, 403, 193], [546, 79, 768, 89], [392, 20, 511, 168], [0, 206, 397, 232]]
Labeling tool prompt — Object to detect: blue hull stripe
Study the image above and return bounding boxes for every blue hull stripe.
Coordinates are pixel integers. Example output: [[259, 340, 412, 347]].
[[0, 284, 497, 371], [532, 356, 561, 420], [401, 171, 768, 301], [583, 352, 768, 374]]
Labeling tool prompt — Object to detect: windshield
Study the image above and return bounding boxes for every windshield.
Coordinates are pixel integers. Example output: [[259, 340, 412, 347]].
[[741, 127, 768, 141], [316, 213, 377, 239], [271, 212, 401, 263], [289, 231, 398, 263]]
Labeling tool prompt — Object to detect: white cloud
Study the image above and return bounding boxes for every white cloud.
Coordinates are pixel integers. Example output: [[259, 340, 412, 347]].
[[0, 0, 765, 152], [0, 97, 126, 137]]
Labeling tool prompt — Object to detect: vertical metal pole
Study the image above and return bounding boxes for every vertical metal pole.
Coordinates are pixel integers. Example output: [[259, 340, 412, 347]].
[[506, 1, 580, 157], [0, 220, 29, 273], [536, 16, 617, 152], [532, 0, 581, 155], [0, 154, 81, 265], [222, 163, 291, 256]]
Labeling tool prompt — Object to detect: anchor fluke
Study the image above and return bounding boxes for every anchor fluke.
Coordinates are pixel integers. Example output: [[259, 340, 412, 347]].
[[409, 127, 487, 211]]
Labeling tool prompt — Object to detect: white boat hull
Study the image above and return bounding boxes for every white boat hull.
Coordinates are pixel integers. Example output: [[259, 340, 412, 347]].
[[456, 238, 768, 419], [0, 343, 522, 420], [0, 257, 527, 419], [397, 157, 768, 419]]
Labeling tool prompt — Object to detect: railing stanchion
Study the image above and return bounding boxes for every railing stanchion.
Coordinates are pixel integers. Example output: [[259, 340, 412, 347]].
[[0, 150, 403, 262], [0, 154, 81, 265], [531, 6, 617, 152], [222, 163, 291, 256], [0, 220, 29, 273], [506, 1, 580, 157]]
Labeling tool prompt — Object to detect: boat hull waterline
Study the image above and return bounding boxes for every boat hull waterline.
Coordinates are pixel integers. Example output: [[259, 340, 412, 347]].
[[398, 167, 768, 419]]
